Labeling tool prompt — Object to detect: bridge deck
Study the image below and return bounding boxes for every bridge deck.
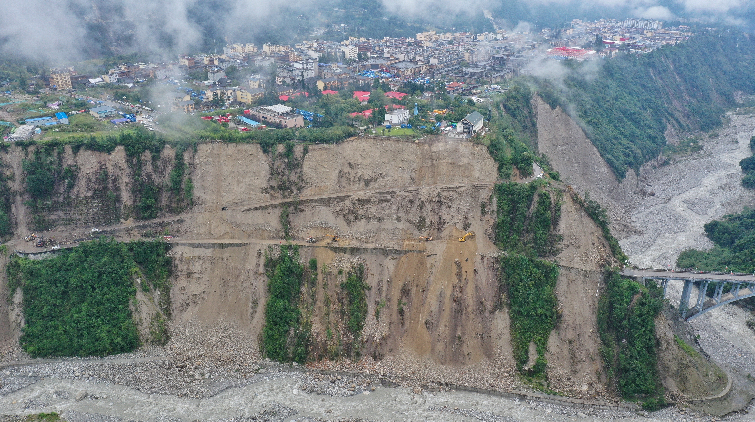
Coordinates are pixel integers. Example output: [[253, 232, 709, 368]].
[[621, 269, 755, 282], [621, 269, 755, 320]]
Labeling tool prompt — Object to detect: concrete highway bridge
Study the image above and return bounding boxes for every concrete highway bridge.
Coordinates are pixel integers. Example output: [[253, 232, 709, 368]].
[[621, 269, 755, 320]]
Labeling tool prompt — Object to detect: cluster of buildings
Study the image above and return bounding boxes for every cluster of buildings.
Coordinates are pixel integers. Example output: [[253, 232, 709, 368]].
[[40, 18, 698, 109], [22, 17, 698, 141], [560, 19, 693, 56], [4, 112, 71, 142]]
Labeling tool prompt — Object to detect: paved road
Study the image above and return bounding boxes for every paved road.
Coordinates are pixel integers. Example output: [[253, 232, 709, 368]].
[[622, 269, 755, 282]]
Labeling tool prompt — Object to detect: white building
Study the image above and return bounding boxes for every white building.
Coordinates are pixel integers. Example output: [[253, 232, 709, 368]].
[[385, 109, 410, 126], [341, 45, 358, 61], [7, 125, 36, 141]]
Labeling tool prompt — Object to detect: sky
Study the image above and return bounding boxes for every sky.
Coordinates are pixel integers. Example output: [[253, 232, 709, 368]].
[[0, 0, 753, 64]]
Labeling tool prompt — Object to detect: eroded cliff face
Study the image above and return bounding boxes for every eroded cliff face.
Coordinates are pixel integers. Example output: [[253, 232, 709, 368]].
[[536, 97, 733, 400], [0, 136, 616, 398]]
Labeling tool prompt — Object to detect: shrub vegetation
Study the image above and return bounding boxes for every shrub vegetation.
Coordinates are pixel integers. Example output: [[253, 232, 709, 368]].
[[262, 245, 310, 363], [597, 271, 665, 409], [500, 254, 559, 381], [7, 238, 171, 358]]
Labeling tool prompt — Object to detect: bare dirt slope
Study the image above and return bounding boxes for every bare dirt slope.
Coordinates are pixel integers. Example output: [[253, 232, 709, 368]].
[[535, 98, 638, 231], [538, 98, 755, 405], [0, 135, 623, 399], [545, 189, 618, 397]]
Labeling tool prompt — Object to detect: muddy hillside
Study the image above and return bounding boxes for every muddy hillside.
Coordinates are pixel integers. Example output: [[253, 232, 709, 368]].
[[0, 134, 706, 400]]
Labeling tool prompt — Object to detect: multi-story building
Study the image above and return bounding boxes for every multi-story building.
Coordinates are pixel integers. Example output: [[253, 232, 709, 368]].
[[247, 104, 304, 128], [179, 56, 195, 67], [50, 70, 72, 91], [341, 45, 358, 61]]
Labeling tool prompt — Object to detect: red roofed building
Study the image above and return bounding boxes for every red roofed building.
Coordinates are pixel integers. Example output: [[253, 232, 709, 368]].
[[349, 109, 373, 118], [547, 47, 595, 61], [353, 91, 371, 102], [446, 82, 464, 94], [385, 91, 408, 100], [279, 91, 309, 101], [322, 90, 338, 95]]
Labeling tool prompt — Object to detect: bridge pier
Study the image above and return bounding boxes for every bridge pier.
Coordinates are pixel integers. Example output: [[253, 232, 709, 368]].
[[680, 279, 694, 319], [622, 269, 755, 320], [696, 280, 710, 315], [713, 282, 725, 304]]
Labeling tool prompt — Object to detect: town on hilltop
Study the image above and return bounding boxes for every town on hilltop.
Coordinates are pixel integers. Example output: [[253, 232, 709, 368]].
[[0, 18, 692, 143]]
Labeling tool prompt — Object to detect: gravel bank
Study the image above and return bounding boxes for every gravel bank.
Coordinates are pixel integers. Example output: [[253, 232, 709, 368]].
[[0, 355, 742, 422]]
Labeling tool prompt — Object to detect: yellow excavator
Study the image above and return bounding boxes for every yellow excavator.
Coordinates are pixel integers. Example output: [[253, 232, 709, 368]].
[[458, 231, 475, 242]]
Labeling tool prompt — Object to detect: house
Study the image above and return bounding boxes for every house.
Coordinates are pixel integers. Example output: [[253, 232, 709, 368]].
[[384, 108, 410, 126], [341, 45, 358, 60], [385, 91, 408, 101], [461, 111, 484, 136], [102, 73, 118, 84], [89, 106, 118, 119], [174, 100, 195, 113], [50, 70, 72, 91], [446, 82, 465, 94], [292, 59, 318, 79], [7, 125, 36, 141], [179, 56, 195, 67], [237, 88, 264, 104], [208, 68, 226, 83], [316, 78, 342, 91], [246, 104, 304, 128], [248, 75, 266, 89], [353, 91, 370, 103]]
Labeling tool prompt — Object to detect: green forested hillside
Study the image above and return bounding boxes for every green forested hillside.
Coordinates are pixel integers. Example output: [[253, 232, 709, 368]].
[[7, 239, 171, 358], [543, 30, 755, 178], [677, 208, 755, 272]]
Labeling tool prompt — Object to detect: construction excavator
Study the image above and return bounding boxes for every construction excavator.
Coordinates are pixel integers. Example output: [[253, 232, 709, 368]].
[[458, 231, 475, 242]]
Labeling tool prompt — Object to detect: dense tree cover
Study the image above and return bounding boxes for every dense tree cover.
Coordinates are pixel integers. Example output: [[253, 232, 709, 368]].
[[677, 207, 755, 272], [262, 245, 310, 364], [340, 264, 369, 340], [485, 127, 534, 179], [500, 254, 559, 381], [167, 147, 192, 212], [543, 30, 755, 178], [0, 159, 14, 239], [497, 83, 538, 145], [739, 136, 755, 189], [493, 182, 561, 257], [7, 238, 171, 358], [22, 147, 78, 230], [198, 125, 358, 145], [598, 271, 665, 409]]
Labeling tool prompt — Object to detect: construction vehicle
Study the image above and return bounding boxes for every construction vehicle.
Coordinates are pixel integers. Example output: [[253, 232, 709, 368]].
[[419, 236, 433, 241], [458, 232, 475, 242]]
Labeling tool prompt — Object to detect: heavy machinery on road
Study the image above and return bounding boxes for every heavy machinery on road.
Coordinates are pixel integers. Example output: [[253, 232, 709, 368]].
[[458, 232, 475, 242]]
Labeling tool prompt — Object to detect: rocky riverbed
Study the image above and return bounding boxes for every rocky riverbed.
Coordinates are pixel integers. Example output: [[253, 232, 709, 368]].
[[0, 353, 740, 422]]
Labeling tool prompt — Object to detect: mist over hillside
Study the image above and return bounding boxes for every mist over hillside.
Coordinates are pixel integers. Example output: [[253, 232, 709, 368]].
[[1, 0, 753, 63]]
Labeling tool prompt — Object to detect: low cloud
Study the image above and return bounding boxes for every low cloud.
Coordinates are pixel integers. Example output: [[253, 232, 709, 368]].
[[381, 0, 488, 16], [678, 0, 747, 13], [633, 6, 676, 20], [0, 0, 88, 63]]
